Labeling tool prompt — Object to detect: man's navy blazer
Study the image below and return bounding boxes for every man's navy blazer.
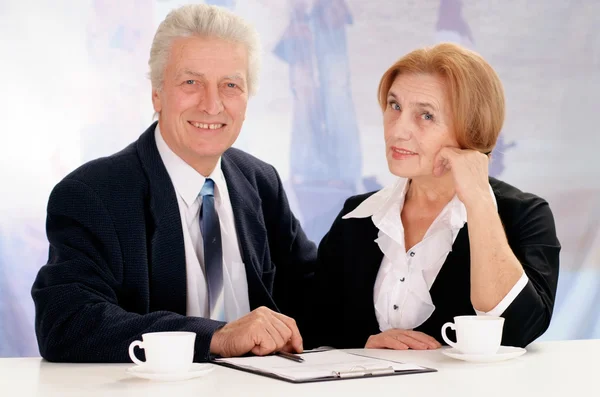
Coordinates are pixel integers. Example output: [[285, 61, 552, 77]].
[[31, 122, 317, 362]]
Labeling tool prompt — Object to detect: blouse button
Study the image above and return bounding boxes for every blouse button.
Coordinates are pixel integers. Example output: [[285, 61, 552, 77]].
[[393, 305, 399, 310], [409, 252, 415, 257], [399, 277, 405, 282]]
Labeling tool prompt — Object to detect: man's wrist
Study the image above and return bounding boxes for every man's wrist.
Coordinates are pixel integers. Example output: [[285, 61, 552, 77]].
[[209, 326, 225, 356]]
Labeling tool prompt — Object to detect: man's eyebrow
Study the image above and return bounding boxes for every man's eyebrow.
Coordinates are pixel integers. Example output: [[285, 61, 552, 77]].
[[176, 69, 205, 79]]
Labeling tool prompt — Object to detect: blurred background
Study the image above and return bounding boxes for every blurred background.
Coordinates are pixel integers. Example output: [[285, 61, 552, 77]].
[[1, 0, 599, 356]]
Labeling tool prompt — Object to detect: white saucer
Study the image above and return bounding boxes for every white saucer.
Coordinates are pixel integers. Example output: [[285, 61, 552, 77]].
[[126, 363, 215, 382], [441, 346, 526, 363]]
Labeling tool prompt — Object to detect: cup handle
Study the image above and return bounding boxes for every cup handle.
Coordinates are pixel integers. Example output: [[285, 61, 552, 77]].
[[441, 322, 459, 349], [128, 340, 145, 366]]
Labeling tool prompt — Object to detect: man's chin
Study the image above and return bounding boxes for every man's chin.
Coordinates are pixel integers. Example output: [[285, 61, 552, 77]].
[[189, 144, 231, 159]]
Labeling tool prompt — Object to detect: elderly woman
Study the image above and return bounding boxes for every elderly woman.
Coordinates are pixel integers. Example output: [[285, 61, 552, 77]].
[[307, 43, 560, 350]]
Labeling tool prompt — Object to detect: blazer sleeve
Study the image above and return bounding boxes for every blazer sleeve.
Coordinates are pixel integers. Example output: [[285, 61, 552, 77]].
[[31, 179, 224, 363], [302, 200, 353, 349], [263, 166, 318, 332], [500, 197, 561, 348]]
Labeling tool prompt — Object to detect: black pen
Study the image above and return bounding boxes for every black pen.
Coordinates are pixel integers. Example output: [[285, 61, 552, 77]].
[[275, 351, 304, 363]]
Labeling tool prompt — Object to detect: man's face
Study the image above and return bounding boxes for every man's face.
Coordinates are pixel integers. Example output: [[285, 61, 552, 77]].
[[152, 35, 249, 173]]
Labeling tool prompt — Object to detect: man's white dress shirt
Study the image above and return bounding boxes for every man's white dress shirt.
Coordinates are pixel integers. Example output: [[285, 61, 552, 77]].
[[155, 125, 250, 321]]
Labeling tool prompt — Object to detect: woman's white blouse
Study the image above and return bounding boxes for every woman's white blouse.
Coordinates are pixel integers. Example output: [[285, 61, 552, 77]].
[[343, 178, 528, 332]]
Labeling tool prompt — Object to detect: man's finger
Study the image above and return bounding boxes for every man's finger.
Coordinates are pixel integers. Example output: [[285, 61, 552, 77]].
[[268, 315, 293, 350], [266, 321, 288, 351], [280, 340, 296, 353], [251, 326, 278, 356], [272, 312, 303, 353]]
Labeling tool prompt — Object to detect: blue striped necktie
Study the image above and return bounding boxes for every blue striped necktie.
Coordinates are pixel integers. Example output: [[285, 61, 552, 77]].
[[199, 178, 225, 321]]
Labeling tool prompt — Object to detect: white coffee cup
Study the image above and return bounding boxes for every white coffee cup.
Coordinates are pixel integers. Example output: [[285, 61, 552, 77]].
[[128, 331, 196, 373], [441, 315, 504, 355]]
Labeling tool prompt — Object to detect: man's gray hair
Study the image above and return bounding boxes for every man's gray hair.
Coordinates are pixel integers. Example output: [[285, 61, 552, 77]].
[[149, 4, 261, 95]]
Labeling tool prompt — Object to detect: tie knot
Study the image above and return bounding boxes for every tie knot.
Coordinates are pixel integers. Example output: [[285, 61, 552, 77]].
[[200, 178, 215, 198]]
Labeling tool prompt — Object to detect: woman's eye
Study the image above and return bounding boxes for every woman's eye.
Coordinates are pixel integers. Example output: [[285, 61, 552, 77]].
[[421, 112, 434, 121]]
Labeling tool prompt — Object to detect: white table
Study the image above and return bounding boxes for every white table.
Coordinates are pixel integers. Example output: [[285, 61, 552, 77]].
[[1, 340, 598, 397]]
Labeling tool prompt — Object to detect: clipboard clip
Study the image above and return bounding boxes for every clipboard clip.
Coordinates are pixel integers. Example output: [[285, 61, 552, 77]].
[[332, 365, 395, 378]]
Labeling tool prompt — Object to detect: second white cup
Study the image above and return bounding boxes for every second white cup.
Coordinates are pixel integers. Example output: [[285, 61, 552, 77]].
[[441, 315, 504, 355]]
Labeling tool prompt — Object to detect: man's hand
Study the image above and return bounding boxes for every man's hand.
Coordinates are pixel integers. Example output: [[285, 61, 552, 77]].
[[209, 306, 303, 357], [365, 329, 441, 350]]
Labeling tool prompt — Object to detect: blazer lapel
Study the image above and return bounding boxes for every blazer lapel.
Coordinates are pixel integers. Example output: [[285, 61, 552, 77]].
[[355, 220, 384, 326], [355, 220, 384, 290], [221, 153, 276, 310], [420, 224, 473, 337], [429, 225, 471, 296], [136, 122, 187, 315]]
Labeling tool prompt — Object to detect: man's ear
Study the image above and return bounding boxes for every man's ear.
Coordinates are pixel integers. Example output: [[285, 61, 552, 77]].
[[152, 88, 162, 113]]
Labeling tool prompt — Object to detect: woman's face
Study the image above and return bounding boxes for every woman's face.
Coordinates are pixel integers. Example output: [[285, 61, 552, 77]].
[[383, 73, 459, 178]]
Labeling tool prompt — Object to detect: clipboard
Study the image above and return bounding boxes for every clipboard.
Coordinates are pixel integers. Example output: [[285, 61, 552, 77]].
[[214, 349, 436, 383]]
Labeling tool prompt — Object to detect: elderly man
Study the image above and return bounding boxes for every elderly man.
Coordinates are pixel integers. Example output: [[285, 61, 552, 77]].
[[31, 4, 316, 363]]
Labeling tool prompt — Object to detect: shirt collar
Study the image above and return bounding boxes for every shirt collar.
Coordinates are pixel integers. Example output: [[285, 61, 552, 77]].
[[154, 124, 226, 207], [343, 177, 498, 230], [343, 178, 409, 220]]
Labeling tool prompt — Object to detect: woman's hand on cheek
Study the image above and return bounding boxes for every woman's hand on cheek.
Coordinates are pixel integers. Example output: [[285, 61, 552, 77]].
[[433, 147, 491, 207]]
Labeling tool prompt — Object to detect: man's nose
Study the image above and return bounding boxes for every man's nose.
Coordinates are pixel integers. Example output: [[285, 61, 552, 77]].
[[199, 85, 224, 115]]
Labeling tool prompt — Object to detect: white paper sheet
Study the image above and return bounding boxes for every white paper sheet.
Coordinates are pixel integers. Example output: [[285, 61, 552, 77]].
[[216, 350, 427, 381]]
